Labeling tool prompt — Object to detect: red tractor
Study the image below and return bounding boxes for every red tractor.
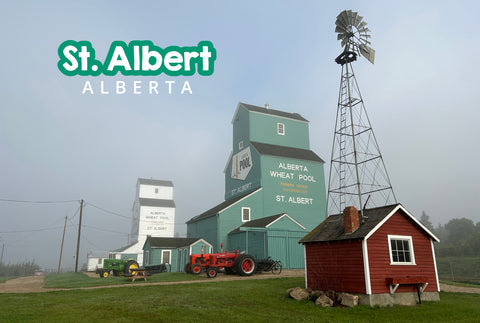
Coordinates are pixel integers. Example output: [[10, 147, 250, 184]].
[[185, 249, 256, 278]]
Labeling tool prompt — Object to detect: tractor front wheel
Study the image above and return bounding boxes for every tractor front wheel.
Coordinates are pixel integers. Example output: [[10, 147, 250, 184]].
[[235, 254, 256, 276], [191, 263, 202, 275], [206, 267, 218, 278], [185, 262, 191, 273], [101, 270, 109, 278]]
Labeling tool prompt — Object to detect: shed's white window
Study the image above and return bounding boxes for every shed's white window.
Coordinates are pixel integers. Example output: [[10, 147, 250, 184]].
[[277, 123, 285, 135], [388, 235, 416, 265], [242, 207, 251, 222]]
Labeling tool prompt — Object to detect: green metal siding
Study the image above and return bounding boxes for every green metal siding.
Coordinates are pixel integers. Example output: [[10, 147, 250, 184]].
[[267, 231, 305, 269], [246, 230, 266, 260], [188, 216, 218, 252], [120, 254, 137, 261], [260, 154, 326, 231], [228, 232, 246, 252], [217, 191, 264, 252], [249, 110, 310, 149]]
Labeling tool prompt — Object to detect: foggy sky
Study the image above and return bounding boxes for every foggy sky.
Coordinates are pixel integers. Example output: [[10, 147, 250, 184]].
[[1, 0, 478, 270]]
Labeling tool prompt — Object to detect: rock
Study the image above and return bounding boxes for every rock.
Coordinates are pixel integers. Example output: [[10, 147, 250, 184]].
[[315, 295, 334, 307], [289, 287, 310, 301], [310, 290, 325, 301], [340, 293, 359, 307], [325, 290, 338, 303]]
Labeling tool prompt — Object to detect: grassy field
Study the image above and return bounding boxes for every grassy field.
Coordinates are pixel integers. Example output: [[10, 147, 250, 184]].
[[1, 274, 480, 322], [436, 256, 480, 285], [44, 272, 207, 288]]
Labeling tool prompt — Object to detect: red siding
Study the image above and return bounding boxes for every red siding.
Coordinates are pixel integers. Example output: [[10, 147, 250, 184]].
[[305, 240, 366, 293], [367, 211, 438, 294]]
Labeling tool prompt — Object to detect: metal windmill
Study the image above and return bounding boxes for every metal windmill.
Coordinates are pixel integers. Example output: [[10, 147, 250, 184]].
[[326, 10, 396, 218]]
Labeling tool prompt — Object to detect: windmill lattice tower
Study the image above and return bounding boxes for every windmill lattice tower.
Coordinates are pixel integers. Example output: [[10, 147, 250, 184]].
[[327, 10, 396, 218]]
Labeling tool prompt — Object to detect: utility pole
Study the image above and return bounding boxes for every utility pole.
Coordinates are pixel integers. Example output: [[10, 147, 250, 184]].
[[57, 216, 67, 274], [75, 200, 84, 272]]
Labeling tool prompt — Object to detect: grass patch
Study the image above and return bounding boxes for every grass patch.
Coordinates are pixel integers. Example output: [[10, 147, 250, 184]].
[[0, 276, 16, 284], [45, 272, 208, 288], [440, 280, 480, 288], [1, 277, 480, 322]]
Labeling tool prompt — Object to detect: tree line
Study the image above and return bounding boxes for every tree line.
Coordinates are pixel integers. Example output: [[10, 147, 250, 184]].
[[0, 260, 40, 277], [421, 212, 480, 257]]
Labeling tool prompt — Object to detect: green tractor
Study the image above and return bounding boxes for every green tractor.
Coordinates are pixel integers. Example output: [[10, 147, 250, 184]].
[[99, 259, 139, 278]]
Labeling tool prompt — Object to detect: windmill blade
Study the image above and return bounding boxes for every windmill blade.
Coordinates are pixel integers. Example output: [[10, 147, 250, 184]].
[[360, 44, 375, 64], [335, 25, 348, 34]]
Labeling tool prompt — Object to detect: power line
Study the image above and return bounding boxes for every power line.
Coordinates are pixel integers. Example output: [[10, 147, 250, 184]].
[[0, 225, 74, 234], [84, 202, 130, 220], [0, 198, 79, 204], [82, 225, 128, 236]]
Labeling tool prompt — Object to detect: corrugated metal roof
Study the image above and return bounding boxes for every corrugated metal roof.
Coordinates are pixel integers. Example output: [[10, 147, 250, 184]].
[[250, 141, 325, 163], [138, 178, 174, 187], [240, 102, 309, 122], [139, 198, 175, 208]]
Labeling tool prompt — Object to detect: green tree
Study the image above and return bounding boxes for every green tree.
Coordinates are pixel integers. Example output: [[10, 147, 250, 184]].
[[420, 211, 435, 233]]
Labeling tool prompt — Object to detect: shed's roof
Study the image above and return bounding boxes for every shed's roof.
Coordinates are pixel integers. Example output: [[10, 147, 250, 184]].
[[300, 204, 440, 244]]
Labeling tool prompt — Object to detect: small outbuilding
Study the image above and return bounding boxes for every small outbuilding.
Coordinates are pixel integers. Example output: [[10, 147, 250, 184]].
[[143, 236, 213, 272], [300, 204, 440, 306]]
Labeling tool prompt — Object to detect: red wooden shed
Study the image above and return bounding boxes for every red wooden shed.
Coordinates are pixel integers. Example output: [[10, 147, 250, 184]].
[[300, 204, 440, 306]]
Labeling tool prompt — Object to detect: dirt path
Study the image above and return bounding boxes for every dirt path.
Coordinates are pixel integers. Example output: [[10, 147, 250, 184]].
[[0, 270, 305, 294], [2, 272, 479, 294]]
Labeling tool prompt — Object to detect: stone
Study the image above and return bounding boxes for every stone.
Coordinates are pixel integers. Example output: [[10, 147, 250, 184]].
[[315, 295, 334, 307], [340, 293, 359, 307], [289, 287, 310, 301], [310, 290, 325, 300]]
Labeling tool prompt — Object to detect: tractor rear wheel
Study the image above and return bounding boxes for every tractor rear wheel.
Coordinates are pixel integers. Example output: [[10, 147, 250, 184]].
[[191, 263, 202, 275], [206, 267, 218, 278], [235, 254, 256, 276], [125, 260, 139, 275]]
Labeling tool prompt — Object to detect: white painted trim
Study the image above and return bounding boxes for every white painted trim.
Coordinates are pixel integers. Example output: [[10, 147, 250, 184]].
[[431, 239, 440, 292], [362, 238, 372, 294], [216, 188, 262, 215], [223, 151, 233, 174], [387, 235, 416, 265], [364, 204, 440, 242], [241, 207, 251, 222], [161, 249, 172, 264], [304, 245, 308, 288], [266, 213, 307, 230]]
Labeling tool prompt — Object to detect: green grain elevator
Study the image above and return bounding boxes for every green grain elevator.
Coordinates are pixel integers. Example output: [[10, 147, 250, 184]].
[[187, 103, 326, 268]]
